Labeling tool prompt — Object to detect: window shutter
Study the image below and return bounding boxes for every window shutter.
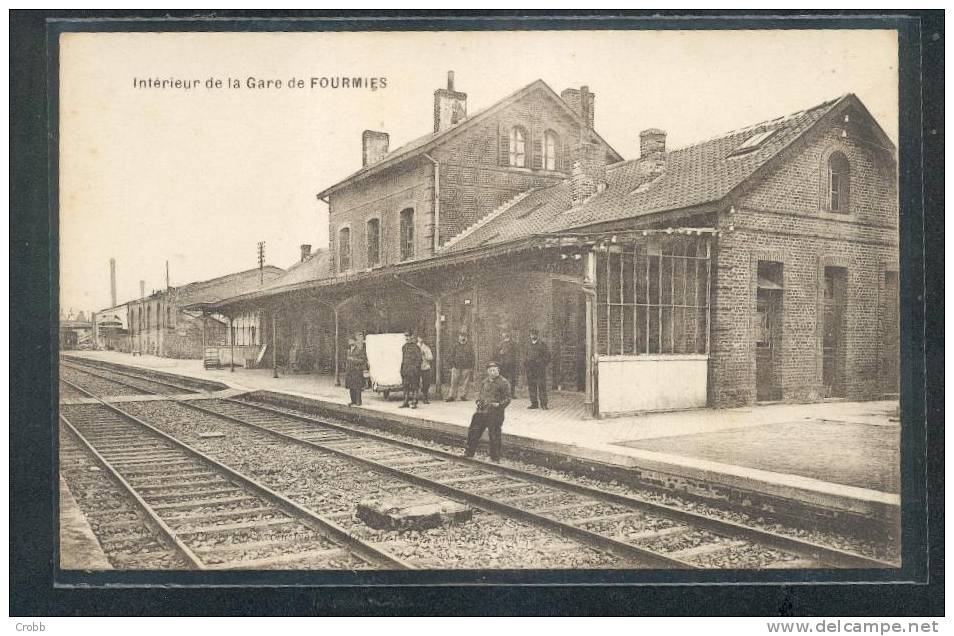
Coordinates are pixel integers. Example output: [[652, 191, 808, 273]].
[[498, 122, 509, 166], [531, 127, 543, 170]]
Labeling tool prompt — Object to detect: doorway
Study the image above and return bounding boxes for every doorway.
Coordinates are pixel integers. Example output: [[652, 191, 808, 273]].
[[822, 266, 848, 398], [553, 283, 587, 392], [755, 262, 784, 402]]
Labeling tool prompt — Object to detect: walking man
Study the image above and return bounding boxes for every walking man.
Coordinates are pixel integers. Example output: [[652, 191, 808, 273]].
[[525, 328, 550, 410], [496, 329, 517, 398], [445, 331, 474, 401], [345, 335, 368, 406], [417, 334, 434, 404], [400, 332, 421, 409], [464, 361, 512, 463]]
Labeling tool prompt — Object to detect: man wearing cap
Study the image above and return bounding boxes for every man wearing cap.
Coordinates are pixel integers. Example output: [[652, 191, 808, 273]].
[[525, 328, 551, 410], [399, 332, 422, 409], [464, 361, 512, 463], [496, 329, 517, 399], [445, 331, 475, 401]]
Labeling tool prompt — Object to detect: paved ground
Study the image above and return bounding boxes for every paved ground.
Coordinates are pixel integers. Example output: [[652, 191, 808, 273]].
[[618, 420, 900, 493], [59, 477, 111, 570], [63, 351, 901, 509]]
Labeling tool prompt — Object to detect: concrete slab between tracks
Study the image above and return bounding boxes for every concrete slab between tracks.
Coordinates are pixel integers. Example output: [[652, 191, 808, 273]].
[[62, 351, 901, 529], [59, 476, 112, 570]]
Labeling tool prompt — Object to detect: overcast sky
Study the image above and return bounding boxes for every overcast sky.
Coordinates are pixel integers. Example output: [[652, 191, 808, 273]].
[[59, 29, 898, 314]]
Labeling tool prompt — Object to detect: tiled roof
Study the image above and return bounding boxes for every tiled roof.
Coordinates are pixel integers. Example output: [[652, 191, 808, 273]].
[[174, 266, 285, 307], [444, 95, 846, 253], [264, 249, 333, 289], [316, 79, 623, 199]]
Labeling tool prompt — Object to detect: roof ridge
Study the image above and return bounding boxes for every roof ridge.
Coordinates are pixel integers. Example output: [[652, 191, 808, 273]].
[[440, 189, 537, 251], [317, 78, 624, 199], [666, 95, 843, 153]]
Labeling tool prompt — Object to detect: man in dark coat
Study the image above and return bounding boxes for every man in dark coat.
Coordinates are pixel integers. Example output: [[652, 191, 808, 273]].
[[525, 328, 551, 410], [445, 332, 475, 401], [344, 335, 368, 406], [464, 361, 512, 463], [399, 332, 422, 408], [496, 329, 517, 398]]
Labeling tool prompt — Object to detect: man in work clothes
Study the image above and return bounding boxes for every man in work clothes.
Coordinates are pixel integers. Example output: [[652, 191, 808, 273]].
[[496, 329, 517, 398], [399, 332, 422, 409], [464, 361, 512, 463], [345, 335, 368, 406], [525, 328, 551, 410], [417, 334, 434, 404], [445, 332, 474, 401]]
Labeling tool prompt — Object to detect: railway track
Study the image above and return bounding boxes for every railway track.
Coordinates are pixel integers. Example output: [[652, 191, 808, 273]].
[[60, 359, 897, 569], [59, 378, 411, 571]]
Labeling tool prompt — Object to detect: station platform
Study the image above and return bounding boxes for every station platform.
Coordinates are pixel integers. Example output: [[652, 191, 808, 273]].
[[63, 351, 901, 527], [59, 477, 111, 570]]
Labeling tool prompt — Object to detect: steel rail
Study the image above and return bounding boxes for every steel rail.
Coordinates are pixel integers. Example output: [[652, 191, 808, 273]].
[[221, 397, 897, 570], [61, 359, 199, 394], [63, 359, 896, 569], [59, 373, 413, 570], [59, 379, 207, 569], [175, 398, 689, 568]]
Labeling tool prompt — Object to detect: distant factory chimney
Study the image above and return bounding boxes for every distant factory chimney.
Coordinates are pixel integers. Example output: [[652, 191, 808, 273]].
[[109, 258, 117, 308], [140, 280, 145, 299]]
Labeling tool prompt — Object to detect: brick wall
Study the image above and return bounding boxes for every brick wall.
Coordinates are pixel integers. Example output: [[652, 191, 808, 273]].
[[327, 88, 614, 272], [328, 159, 434, 275], [430, 91, 589, 244], [709, 122, 898, 407]]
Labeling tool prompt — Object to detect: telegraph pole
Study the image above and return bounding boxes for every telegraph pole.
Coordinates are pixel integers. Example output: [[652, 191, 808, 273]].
[[257, 241, 266, 285]]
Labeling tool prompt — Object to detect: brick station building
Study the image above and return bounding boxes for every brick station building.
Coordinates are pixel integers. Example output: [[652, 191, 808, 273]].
[[210, 73, 899, 417]]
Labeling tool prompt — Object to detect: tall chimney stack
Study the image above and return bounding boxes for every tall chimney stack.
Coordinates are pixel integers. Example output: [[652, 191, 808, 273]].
[[362, 130, 390, 166], [140, 280, 145, 299], [571, 142, 607, 206], [433, 71, 467, 132], [639, 128, 667, 160], [109, 258, 117, 308], [560, 86, 596, 129]]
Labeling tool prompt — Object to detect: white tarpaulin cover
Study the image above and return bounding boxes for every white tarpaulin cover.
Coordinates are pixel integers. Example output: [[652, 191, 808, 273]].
[[365, 333, 407, 388]]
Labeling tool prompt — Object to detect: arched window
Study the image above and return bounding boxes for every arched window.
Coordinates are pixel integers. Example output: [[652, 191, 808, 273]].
[[509, 126, 527, 167], [543, 130, 559, 171], [400, 208, 415, 261], [366, 218, 381, 266], [338, 226, 351, 272], [827, 151, 850, 213]]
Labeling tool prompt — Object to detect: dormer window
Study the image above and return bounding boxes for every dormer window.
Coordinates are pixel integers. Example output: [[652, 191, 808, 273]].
[[827, 151, 850, 213], [729, 128, 777, 156], [509, 126, 527, 167]]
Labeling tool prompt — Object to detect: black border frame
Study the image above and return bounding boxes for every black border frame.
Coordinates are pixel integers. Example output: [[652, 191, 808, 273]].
[[10, 9, 944, 615]]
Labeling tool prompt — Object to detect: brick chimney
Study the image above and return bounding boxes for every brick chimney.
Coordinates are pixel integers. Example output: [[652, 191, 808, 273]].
[[571, 142, 607, 206], [433, 71, 467, 132], [561, 86, 595, 129], [362, 130, 389, 166], [639, 128, 666, 160], [300, 244, 312, 262]]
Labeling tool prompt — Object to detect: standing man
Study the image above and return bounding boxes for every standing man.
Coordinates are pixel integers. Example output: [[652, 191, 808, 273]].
[[417, 334, 434, 404], [464, 361, 512, 463], [400, 332, 422, 409], [525, 328, 551, 410], [496, 329, 517, 399], [445, 331, 474, 401], [345, 335, 368, 406]]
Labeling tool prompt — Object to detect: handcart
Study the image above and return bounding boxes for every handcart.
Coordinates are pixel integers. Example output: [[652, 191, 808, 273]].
[[364, 333, 407, 400]]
